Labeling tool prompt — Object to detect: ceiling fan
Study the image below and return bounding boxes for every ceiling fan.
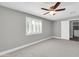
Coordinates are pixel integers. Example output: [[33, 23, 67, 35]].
[[41, 2, 66, 15]]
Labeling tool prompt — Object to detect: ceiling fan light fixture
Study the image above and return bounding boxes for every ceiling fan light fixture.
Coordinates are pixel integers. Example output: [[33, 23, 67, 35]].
[[41, 2, 66, 15], [49, 11, 56, 15]]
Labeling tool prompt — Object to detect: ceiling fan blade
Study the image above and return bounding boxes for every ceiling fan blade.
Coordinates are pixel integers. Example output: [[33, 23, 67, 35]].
[[41, 8, 49, 11], [53, 2, 61, 9], [43, 12, 50, 15], [55, 8, 66, 11]]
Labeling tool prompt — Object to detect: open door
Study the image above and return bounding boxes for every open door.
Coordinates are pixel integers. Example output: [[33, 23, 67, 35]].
[[70, 20, 79, 41]]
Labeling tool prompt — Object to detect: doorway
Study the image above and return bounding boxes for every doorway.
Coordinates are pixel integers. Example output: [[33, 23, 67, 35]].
[[70, 20, 79, 41]]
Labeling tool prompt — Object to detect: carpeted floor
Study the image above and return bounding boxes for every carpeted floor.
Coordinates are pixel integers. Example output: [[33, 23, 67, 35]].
[[1, 38, 79, 57]]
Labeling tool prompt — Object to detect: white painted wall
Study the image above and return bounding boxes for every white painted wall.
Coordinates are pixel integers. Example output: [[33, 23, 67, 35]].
[[61, 21, 70, 40], [52, 21, 61, 37], [0, 6, 53, 52]]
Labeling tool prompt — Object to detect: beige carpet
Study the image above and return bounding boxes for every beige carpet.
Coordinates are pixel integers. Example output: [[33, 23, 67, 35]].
[[1, 38, 79, 57]]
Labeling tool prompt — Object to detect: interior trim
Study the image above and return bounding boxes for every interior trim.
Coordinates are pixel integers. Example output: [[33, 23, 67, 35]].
[[0, 36, 53, 56]]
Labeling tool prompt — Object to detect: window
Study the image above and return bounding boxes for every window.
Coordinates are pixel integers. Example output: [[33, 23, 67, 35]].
[[26, 16, 42, 35]]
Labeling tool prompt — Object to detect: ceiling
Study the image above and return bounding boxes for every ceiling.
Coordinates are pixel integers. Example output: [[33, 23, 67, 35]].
[[0, 2, 79, 21]]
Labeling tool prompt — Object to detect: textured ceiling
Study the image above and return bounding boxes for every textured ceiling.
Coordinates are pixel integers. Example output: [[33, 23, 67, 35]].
[[0, 2, 79, 21]]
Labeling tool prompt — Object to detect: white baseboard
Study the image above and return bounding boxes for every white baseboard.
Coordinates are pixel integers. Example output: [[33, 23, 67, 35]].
[[0, 36, 69, 56], [52, 36, 61, 39], [52, 36, 69, 40], [0, 36, 53, 56]]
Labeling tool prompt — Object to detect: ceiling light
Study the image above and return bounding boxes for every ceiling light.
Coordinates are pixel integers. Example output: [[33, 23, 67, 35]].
[[49, 11, 56, 15]]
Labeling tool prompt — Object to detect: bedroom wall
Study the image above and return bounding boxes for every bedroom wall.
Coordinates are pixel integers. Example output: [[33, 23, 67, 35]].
[[52, 20, 70, 40], [0, 6, 53, 52], [52, 21, 61, 38]]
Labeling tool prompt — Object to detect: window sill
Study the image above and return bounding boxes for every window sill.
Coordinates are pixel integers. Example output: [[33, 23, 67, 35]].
[[26, 32, 42, 36]]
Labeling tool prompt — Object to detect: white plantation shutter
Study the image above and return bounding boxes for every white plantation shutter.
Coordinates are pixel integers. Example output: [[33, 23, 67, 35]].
[[26, 16, 42, 35], [39, 21, 42, 33]]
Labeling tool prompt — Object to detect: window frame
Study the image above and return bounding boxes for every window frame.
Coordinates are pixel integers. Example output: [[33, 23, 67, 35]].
[[26, 16, 42, 35]]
